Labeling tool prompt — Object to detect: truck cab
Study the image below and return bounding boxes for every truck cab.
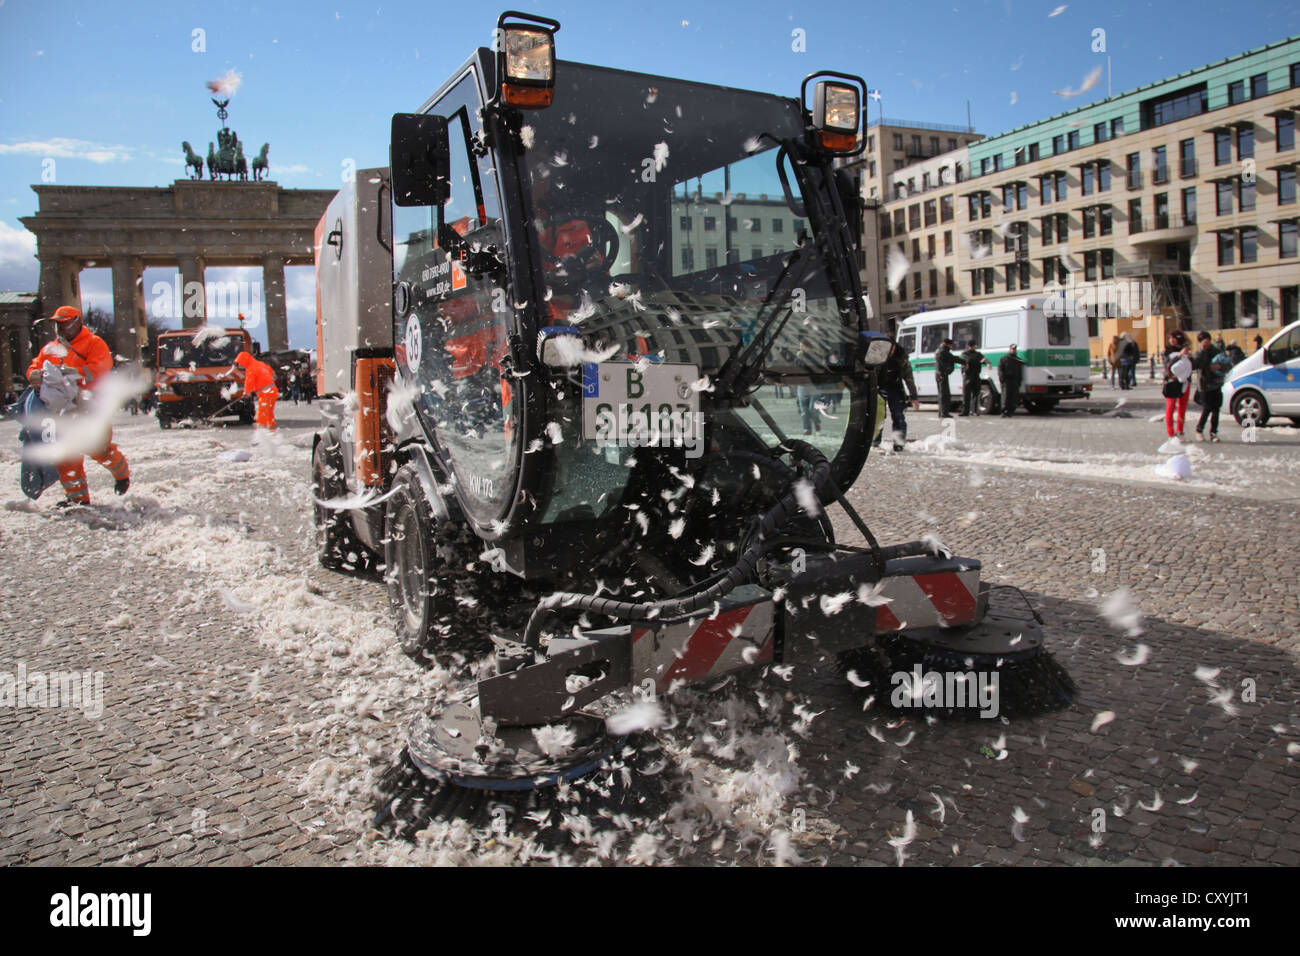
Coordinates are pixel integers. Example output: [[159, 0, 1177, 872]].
[[153, 327, 255, 428]]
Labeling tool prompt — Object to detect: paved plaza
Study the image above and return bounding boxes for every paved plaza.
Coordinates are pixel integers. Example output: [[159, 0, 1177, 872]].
[[0, 396, 1296, 866]]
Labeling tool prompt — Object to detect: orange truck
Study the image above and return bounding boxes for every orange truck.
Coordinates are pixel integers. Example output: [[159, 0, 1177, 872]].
[[153, 327, 256, 428]]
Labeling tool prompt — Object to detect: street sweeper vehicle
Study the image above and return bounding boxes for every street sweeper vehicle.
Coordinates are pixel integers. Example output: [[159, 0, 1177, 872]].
[[154, 327, 256, 428], [310, 11, 1076, 800]]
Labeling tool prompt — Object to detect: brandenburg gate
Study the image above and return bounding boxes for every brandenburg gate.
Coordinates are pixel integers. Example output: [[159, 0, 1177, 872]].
[[20, 178, 334, 358]]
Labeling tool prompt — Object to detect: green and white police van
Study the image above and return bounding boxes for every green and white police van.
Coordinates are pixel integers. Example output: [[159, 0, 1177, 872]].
[[894, 296, 1092, 414]]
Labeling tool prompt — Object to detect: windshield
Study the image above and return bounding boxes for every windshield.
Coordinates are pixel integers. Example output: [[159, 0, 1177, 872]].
[[524, 64, 865, 461], [159, 335, 243, 369]]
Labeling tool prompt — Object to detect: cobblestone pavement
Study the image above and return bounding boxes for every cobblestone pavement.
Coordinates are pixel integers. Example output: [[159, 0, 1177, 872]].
[[0, 400, 1296, 866]]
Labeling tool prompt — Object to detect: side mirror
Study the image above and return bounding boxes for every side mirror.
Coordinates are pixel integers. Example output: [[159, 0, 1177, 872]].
[[390, 113, 449, 207]]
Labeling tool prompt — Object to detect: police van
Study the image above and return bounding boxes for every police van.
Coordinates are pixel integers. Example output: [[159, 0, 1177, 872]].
[[894, 296, 1091, 414], [1222, 318, 1300, 427]]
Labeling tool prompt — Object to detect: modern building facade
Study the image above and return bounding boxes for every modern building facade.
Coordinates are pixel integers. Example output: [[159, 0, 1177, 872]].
[[863, 34, 1300, 341]]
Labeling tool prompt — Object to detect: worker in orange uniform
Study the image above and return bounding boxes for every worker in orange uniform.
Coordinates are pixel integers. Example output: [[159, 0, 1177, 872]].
[[233, 349, 278, 433], [26, 305, 130, 506]]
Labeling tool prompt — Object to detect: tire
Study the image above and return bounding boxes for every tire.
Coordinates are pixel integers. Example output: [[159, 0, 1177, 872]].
[[1231, 391, 1269, 427], [158, 414, 172, 430], [977, 383, 1001, 416], [1290, 418, 1300, 428], [383, 466, 450, 661], [312, 435, 369, 572], [1025, 400, 1057, 415]]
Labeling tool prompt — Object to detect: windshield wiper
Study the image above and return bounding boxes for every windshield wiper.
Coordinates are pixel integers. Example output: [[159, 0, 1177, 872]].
[[714, 242, 814, 402]]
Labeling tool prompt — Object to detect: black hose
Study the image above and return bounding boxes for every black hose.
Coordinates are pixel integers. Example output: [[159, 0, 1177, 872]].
[[523, 440, 833, 648]]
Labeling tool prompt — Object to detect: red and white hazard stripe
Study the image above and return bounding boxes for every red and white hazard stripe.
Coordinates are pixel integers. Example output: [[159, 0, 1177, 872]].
[[631, 602, 775, 692], [873, 569, 980, 632]]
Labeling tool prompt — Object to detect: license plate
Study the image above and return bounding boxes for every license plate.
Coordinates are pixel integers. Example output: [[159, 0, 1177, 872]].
[[582, 361, 699, 446]]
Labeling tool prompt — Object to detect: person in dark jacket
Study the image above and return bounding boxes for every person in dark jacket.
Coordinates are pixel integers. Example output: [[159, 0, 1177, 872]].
[[934, 338, 957, 418], [1225, 341, 1245, 366], [1193, 331, 1230, 442], [958, 340, 991, 415], [1118, 333, 1140, 389], [998, 344, 1026, 417], [874, 341, 920, 451]]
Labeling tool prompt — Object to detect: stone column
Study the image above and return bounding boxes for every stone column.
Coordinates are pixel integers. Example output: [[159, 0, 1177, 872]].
[[16, 318, 32, 373], [178, 256, 206, 328], [36, 255, 81, 347], [111, 257, 141, 362], [262, 254, 288, 350], [132, 257, 148, 355], [0, 326, 12, 391]]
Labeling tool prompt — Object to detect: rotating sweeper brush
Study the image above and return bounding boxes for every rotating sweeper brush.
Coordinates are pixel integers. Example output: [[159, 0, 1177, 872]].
[[310, 11, 1076, 829]]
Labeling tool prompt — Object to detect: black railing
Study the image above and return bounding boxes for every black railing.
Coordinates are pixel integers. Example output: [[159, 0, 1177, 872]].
[[1127, 170, 1143, 190]]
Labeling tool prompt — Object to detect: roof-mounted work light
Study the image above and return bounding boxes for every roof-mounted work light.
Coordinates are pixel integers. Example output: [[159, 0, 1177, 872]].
[[801, 71, 867, 156], [496, 11, 560, 108]]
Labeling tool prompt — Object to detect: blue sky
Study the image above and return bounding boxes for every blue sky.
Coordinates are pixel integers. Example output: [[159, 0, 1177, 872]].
[[2, 0, 1298, 348]]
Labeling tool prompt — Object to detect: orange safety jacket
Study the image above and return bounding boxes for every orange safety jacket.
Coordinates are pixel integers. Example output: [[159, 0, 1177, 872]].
[[234, 352, 276, 395], [27, 326, 113, 390]]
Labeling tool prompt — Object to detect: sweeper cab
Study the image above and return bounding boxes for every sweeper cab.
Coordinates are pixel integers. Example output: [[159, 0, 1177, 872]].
[[311, 11, 1075, 792]]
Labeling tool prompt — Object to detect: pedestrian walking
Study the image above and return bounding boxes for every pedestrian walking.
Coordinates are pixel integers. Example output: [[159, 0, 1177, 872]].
[[998, 344, 1025, 417], [1118, 333, 1139, 389], [935, 338, 957, 417], [873, 340, 919, 451], [958, 340, 991, 415], [1162, 329, 1193, 439], [1193, 331, 1230, 442], [1106, 335, 1121, 389], [25, 306, 130, 506]]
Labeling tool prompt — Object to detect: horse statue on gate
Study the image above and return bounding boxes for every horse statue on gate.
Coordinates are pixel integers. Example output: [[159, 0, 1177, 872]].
[[181, 141, 204, 179], [252, 144, 269, 182], [207, 142, 217, 180], [235, 141, 248, 181]]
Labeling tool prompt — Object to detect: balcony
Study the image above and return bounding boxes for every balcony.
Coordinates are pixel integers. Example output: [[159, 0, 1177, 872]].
[[1129, 212, 1197, 245]]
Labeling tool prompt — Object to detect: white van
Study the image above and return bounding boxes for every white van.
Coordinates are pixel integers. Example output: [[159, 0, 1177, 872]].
[[895, 296, 1092, 414], [1222, 319, 1300, 427]]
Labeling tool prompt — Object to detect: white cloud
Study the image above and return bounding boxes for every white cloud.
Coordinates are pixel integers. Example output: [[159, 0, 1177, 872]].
[[0, 221, 38, 291], [0, 137, 133, 163]]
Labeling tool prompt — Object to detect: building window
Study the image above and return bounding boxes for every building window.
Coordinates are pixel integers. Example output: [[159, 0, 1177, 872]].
[[1039, 174, 1053, 206], [1127, 152, 1141, 188], [705, 247, 718, 268], [968, 195, 979, 220], [868, 134, 875, 152], [1279, 114, 1296, 152], [922, 172, 932, 191], [924, 200, 937, 227], [1280, 220, 1298, 259], [1237, 124, 1254, 159], [1155, 192, 1170, 229], [1179, 138, 1196, 178], [1153, 145, 1168, 184], [681, 248, 694, 271], [1228, 80, 1246, 105], [1081, 165, 1095, 196], [981, 193, 992, 218], [1083, 207, 1097, 238], [1041, 215, 1054, 245], [1002, 184, 1014, 211], [1217, 231, 1234, 266], [893, 133, 903, 150], [945, 266, 955, 294], [927, 234, 936, 258], [913, 273, 922, 298], [1005, 263, 1017, 289], [1052, 134, 1064, 155], [748, 218, 761, 232], [894, 183, 906, 200], [930, 136, 940, 154], [704, 216, 717, 231], [1101, 249, 1114, 279], [880, 214, 891, 239], [941, 195, 954, 222], [983, 267, 994, 292], [1067, 130, 1080, 151], [1054, 173, 1067, 202], [1055, 212, 1068, 242], [1094, 122, 1108, 143], [912, 135, 922, 154], [894, 209, 905, 233], [1294, 63, 1300, 88], [1279, 168, 1296, 205], [772, 218, 784, 232], [679, 216, 692, 231], [929, 269, 938, 296], [949, 138, 958, 151], [1098, 161, 1111, 192], [909, 204, 921, 230], [1239, 227, 1257, 263], [1042, 258, 1057, 284], [1084, 250, 1098, 281], [944, 230, 953, 255], [971, 270, 983, 295], [1100, 204, 1113, 235], [1029, 143, 1040, 162], [894, 159, 905, 171], [884, 286, 892, 304], [1241, 290, 1258, 326], [1214, 130, 1231, 166], [1182, 187, 1196, 224], [1129, 198, 1142, 234], [1017, 183, 1028, 209], [1217, 181, 1234, 216], [1142, 82, 1207, 128], [1240, 180, 1256, 212], [1250, 73, 1268, 99], [1111, 117, 1124, 138], [1220, 292, 1236, 327], [980, 157, 990, 176]]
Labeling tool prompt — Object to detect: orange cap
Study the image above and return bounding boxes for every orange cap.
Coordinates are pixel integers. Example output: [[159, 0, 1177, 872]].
[[52, 305, 82, 321]]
